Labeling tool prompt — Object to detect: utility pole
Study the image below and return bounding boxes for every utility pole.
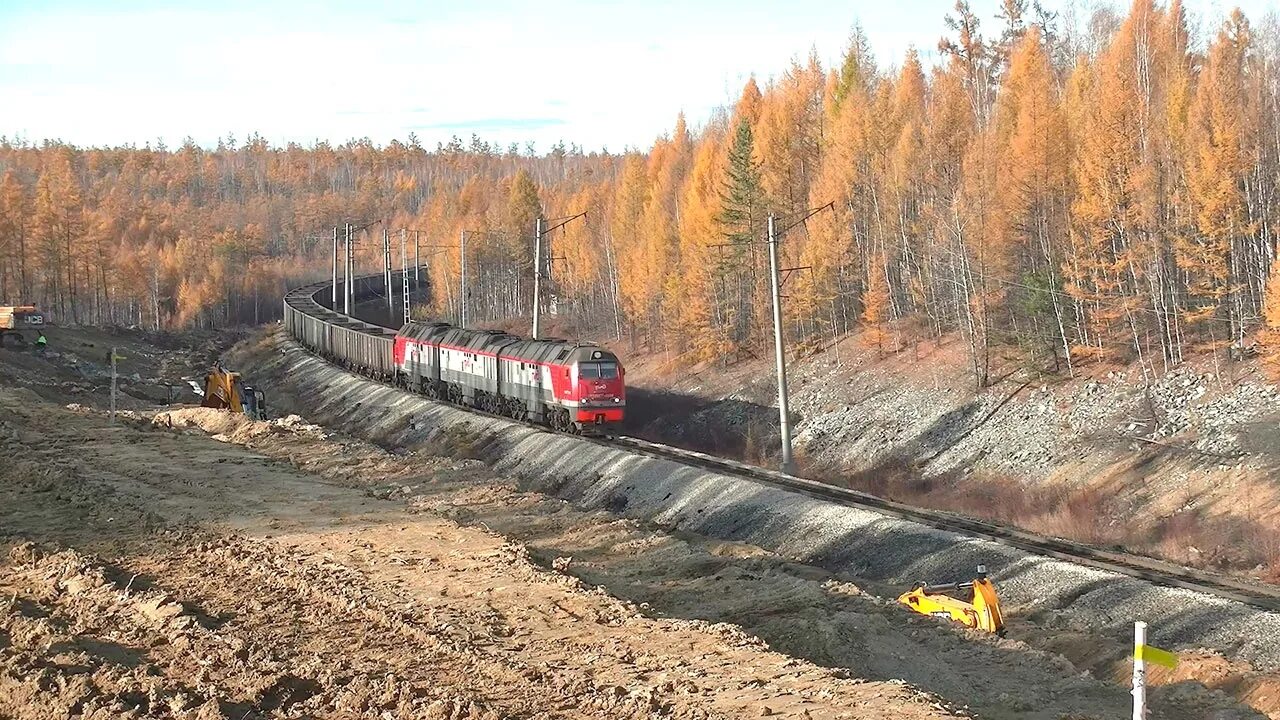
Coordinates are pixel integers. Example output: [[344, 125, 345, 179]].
[[109, 346, 118, 423], [532, 217, 543, 339], [383, 227, 393, 323], [401, 228, 410, 325], [460, 230, 468, 327], [754, 203, 828, 475], [330, 226, 338, 309], [415, 231, 421, 288], [531, 211, 587, 339], [344, 223, 353, 314], [767, 214, 795, 474]]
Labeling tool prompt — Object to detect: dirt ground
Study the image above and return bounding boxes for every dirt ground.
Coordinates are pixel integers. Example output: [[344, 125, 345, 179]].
[[0, 386, 959, 717], [0, 324, 232, 409], [2, 328, 1276, 719]]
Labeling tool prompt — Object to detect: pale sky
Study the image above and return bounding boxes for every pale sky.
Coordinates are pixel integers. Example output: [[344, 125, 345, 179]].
[[0, 0, 1274, 152]]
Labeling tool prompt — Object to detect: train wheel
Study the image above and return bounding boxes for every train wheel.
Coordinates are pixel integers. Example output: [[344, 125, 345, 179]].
[[548, 407, 573, 432]]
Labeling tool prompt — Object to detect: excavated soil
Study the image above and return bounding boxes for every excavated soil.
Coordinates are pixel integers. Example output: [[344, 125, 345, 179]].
[[1, 383, 960, 719]]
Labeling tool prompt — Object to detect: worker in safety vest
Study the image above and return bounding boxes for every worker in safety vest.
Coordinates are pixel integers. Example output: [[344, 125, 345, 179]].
[[35, 331, 47, 355]]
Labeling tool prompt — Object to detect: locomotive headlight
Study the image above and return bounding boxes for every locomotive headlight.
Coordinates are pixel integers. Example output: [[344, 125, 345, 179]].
[[612, 396, 620, 403]]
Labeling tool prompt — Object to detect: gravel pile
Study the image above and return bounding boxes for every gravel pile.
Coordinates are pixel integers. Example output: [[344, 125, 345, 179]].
[[230, 330, 1280, 673], [788, 358, 1280, 479]]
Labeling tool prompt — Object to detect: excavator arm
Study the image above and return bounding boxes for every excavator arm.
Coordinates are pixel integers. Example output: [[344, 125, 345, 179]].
[[897, 566, 1004, 635], [202, 366, 266, 420], [202, 368, 244, 413]]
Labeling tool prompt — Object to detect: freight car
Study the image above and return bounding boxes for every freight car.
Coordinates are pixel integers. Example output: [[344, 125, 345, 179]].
[[282, 274, 626, 434]]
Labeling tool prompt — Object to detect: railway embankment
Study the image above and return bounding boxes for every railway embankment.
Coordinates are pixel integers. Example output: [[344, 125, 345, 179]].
[[229, 328, 1280, 677]]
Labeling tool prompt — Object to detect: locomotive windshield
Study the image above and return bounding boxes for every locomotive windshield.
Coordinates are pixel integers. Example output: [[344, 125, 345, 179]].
[[579, 361, 619, 379]]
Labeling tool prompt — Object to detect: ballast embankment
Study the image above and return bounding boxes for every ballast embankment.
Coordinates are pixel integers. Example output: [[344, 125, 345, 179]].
[[229, 328, 1280, 673]]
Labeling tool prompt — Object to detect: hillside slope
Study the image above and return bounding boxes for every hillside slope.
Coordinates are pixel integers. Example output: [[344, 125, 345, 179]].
[[624, 331, 1280, 578]]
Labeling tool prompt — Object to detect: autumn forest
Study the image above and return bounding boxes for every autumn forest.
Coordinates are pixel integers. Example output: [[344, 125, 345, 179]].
[[3, 0, 1280, 386]]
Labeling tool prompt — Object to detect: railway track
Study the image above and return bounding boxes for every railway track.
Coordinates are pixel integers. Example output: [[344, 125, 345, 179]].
[[281, 276, 1280, 615], [603, 435, 1280, 613]]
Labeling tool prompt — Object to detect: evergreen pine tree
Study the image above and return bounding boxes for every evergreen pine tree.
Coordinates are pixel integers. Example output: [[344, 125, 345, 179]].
[[717, 118, 765, 245]]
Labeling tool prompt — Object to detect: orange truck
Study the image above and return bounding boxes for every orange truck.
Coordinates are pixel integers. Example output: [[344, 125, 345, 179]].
[[0, 305, 46, 347]]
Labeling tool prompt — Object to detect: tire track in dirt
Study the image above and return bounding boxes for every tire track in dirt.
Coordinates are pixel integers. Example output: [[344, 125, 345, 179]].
[[0, 389, 960, 719], [148, 404, 1274, 720]]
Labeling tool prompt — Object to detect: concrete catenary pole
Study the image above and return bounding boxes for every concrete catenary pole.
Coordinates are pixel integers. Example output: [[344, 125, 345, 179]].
[[330, 226, 338, 309], [767, 214, 796, 474], [383, 228, 393, 323], [401, 228, 410, 325], [110, 347, 117, 423], [344, 223, 353, 315], [415, 231, 421, 289], [459, 230, 467, 328], [532, 217, 543, 339]]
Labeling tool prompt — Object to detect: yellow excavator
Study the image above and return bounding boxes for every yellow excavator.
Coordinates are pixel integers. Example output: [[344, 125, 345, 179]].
[[201, 364, 266, 420], [0, 305, 45, 347], [897, 565, 1005, 635]]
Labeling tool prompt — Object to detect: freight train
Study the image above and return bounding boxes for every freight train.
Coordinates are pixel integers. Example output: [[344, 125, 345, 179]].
[[282, 275, 625, 434]]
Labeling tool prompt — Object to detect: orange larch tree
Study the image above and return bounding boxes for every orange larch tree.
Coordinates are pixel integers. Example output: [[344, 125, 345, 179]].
[[1184, 10, 1256, 351]]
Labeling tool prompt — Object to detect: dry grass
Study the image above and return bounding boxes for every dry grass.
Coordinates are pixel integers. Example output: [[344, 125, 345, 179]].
[[814, 458, 1280, 580], [742, 416, 781, 466]]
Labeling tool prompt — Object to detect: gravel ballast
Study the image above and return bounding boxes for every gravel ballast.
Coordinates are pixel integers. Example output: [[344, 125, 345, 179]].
[[232, 330, 1280, 673]]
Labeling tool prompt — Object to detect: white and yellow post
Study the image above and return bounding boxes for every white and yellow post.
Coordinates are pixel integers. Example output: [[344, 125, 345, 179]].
[[1132, 621, 1148, 720], [1133, 620, 1178, 720]]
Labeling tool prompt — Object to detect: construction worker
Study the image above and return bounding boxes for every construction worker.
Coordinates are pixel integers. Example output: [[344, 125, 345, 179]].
[[35, 331, 47, 355]]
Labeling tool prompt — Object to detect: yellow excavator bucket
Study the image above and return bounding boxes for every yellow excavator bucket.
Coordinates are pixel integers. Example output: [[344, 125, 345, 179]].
[[201, 365, 266, 419], [897, 566, 1004, 635]]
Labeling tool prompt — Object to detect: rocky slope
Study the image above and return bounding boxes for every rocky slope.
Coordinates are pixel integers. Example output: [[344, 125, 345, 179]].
[[623, 332, 1280, 577]]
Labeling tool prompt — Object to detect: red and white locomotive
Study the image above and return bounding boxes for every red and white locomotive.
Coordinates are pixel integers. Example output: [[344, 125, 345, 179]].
[[393, 322, 625, 433]]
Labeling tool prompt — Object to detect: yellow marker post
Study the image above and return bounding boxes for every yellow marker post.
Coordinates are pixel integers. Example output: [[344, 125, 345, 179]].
[[1135, 643, 1179, 670], [1132, 621, 1179, 720]]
